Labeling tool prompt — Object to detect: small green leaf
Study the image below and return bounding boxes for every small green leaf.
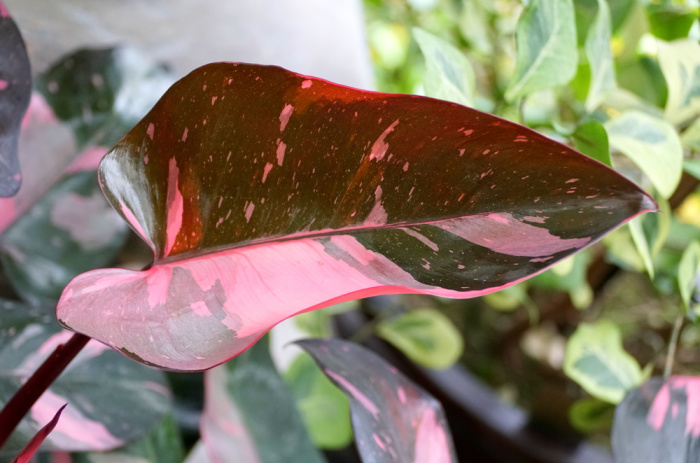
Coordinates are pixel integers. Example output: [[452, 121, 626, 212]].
[[377, 308, 463, 369], [605, 110, 683, 198], [679, 241, 700, 312], [532, 253, 592, 309], [646, 4, 697, 41], [564, 320, 644, 404], [572, 120, 611, 166], [569, 397, 615, 433], [628, 196, 669, 278], [584, 0, 615, 112], [505, 0, 578, 102], [413, 28, 475, 107], [658, 39, 700, 126], [285, 353, 352, 449]]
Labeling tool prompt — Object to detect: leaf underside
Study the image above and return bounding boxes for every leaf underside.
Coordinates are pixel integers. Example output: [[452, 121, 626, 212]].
[[299, 338, 457, 463], [57, 62, 654, 371], [0, 3, 31, 197]]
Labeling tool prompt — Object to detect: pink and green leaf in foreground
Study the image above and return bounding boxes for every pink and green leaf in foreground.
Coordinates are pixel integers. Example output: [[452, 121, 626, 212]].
[[0, 1, 31, 197], [298, 338, 456, 463], [57, 63, 655, 371], [612, 376, 700, 463], [0, 300, 171, 455]]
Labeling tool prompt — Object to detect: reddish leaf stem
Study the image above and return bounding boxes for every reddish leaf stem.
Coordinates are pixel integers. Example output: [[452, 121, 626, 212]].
[[0, 332, 90, 450]]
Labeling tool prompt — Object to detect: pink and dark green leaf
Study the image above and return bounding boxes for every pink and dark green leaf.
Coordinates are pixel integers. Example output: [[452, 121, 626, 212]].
[[0, 170, 128, 304], [57, 63, 655, 371], [0, 1, 31, 197], [298, 338, 457, 463], [11, 404, 65, 463], [200, 337, 325, 463], [0, 299, 171, 454], [36, 47, 173, 149], [612, 376, 700, 463]]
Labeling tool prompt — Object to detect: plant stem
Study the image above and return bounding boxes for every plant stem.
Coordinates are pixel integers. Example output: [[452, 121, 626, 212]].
[[663, 313, 684, 379], [0, 332, 90, 450]]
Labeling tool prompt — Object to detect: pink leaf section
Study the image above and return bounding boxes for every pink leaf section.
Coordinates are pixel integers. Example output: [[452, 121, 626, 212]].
[[647, 377, 700, 438], [11, 404, 66, 463], [57, 63, 655, 371], [298, 338, 457, 463]]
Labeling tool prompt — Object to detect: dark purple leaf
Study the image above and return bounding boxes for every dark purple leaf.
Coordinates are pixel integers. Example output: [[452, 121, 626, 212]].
[[56, 63, 655, 371], [11, 404, 65, 463], [0, 1, 31, 197], [612, 376, 700, 463], [298, 338, 457, 463]]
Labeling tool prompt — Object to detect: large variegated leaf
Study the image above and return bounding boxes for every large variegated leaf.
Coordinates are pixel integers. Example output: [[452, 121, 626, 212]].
[[612, 376, 700, 463], [0, 1, 31, 197], [57, 63, 654, 371], [0, 300, 171, 455], [298, 338, 457, 463]]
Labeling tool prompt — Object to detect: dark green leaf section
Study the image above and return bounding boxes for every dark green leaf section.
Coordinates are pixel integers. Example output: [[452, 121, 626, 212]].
[[612, 376, 700, 463], [0, 299, 171, 454], [0, 2, 31, 196], [100, 62, 653, 263], [36, 47, 173, 148], [0, 171, 129, 304], [202, 337, 326, 463]]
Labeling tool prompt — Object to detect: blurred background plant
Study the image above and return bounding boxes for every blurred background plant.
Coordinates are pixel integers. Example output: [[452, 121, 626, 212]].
[[349, 0, 700, 451]]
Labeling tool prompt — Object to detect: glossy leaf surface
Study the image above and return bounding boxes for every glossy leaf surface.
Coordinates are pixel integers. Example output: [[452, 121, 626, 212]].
[[57, 62, 654, 371], [298, 338, 457, 463], [0, 300, 171, 454], [0, 1, 31, 197], [199, 337, 325, 463], [612, 376, 700, 463]]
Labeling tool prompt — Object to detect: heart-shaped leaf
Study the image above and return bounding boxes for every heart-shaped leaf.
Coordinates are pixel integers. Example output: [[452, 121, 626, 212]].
[[612, 376, 700, 463], [199, 337, 325, 463], [584, 0, 616, 112], [0, 300, 171, 454], [298, 338, 457, 463], [57, 63, 654, 371], [0, 1, 31, 197]]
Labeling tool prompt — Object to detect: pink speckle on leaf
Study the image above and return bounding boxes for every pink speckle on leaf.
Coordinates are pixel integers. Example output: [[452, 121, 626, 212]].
[[245, 202, 255, 223], [369, 120, 400, 162], [164, 158, 184, 255], [276, 141, 286, 166], [413, 408, 452, 463], [403, 162, 410, 172], [146, 123, 155, 140], [279, 104, 294, 131], [181, 127, 188, 142], [647, 383, 671, 431], [262, 163, 274, 183], [301, 80, 313, 89], [326, 370, 379, 416], [0, 80, 8, 90], [0, 4, 8, 17]]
